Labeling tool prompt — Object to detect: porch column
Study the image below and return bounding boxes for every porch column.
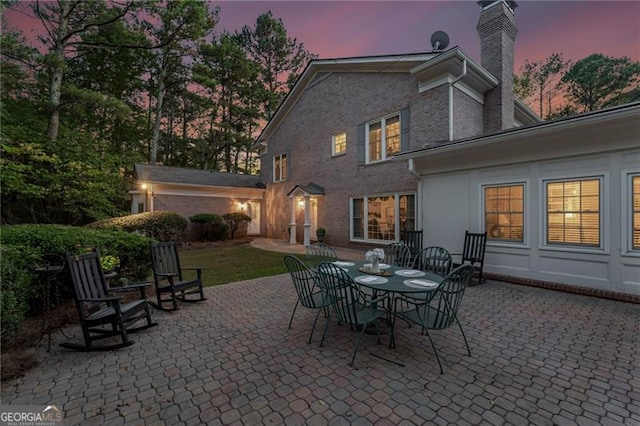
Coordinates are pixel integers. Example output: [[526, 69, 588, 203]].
[[289, 197, 297, 244], [303, 195, 311, 247]]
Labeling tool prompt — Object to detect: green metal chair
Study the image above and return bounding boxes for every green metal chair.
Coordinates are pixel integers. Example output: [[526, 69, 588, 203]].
[[283, 255, 332, 343], [383, 242, 412, 268], [316, 263, 389, 367], [305, 242, 338, 270], [412, 246, 453, 277], [393, 264, 475, 373]]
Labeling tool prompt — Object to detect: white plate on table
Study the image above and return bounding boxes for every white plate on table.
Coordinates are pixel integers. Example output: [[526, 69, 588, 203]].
[[363, 263, 390, 269], [355, 275, 388, 285], [332, 261, 355, 267], [403, 279, 439, 289], [395, 269, 426, 277]]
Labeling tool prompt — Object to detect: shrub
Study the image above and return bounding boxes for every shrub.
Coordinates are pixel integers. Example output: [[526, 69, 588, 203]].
[[222, 212, 252, 239], [0, 245, 38, 344], [87, 210, 188, 242], [189, 213, 229, 241], [0, 224, 154, 337]]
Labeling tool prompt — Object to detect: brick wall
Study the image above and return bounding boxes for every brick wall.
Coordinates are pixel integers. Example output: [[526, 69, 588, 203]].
[[262, 72, 462, 246]]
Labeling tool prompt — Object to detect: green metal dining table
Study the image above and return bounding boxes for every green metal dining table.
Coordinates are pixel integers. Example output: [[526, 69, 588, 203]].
[[330, 259, 443, 349]]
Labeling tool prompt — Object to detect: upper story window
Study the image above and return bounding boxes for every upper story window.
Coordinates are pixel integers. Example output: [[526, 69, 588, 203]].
[[273, 154, 288, 182], [483, 183, 525, 242], [332, 132, 346, 156], [367, 113, 400, 163], [545, 177, 601, 247], [632, 174, 640, 250]]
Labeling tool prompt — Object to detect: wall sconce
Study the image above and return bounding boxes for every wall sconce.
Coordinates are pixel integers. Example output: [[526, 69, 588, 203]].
[[140, 183, 148, 191], [297, 199, 304, 209], [237, 202, 247, 212]]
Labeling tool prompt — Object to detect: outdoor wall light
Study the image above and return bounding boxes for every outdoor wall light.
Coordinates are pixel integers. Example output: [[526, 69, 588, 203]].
[[297, 199, 304, 209], [237, 202, 247, 211], [140, 183, 148, 190]]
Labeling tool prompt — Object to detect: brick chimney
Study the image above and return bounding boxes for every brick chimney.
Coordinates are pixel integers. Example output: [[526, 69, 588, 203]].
[[477, 0, 518, 132]]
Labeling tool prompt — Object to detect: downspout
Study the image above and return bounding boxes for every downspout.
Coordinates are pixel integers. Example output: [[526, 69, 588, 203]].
[[449, 60, 467, 141], [408, 158, 423, 236]]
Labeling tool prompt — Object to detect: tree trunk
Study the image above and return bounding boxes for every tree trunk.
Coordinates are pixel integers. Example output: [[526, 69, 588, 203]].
[[150, 66, 167, 165]]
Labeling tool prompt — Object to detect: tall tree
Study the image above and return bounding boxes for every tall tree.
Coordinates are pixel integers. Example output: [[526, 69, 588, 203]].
[[143, 0, 216, 164], [30, 0, 137, 140], [238, 11, 317, 120], [561, 53, 640, 112], [514, 53, 569, 119]]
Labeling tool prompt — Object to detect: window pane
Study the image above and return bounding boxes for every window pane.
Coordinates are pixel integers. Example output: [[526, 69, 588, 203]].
[[633, 176, 640, 250], [274, 156, 281, 181], [385, 115, 400, 157], [368, 195, 395, 241], [400, 194, 415, 233], [352, 198, 364, 238], [484, 184, 524, 242], [333, 133, 346, 155], [545, 178, 600, 247], [368, 122, 381, 162], [281, 154, 287, 180]]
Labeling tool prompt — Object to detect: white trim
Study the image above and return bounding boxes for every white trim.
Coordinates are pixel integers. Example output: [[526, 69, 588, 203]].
[[349, 192, 417, 243], [622, 170, 640, 256], [332, 132, 347, 157], [365, 112, 400, 164], [273, 153, 287, 183], [539, 173, 608, 254], [480, 180, 529, 249]]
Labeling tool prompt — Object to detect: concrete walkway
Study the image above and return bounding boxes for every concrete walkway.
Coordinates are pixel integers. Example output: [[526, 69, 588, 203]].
[[1, 244, 639, 425]]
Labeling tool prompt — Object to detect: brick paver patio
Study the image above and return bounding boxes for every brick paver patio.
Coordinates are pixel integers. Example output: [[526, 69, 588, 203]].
[[1, 273, 639, 425]]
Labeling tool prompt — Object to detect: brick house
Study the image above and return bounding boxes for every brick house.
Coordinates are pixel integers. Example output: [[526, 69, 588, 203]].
[[130, 163, 265, 235], [257, 0, 640, 296]]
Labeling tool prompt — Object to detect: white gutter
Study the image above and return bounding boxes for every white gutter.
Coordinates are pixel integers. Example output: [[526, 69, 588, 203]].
[[449, 60, 467, 141]]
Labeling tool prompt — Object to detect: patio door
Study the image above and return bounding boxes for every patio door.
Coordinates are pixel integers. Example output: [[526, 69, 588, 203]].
[[247, 202, 261, 235]]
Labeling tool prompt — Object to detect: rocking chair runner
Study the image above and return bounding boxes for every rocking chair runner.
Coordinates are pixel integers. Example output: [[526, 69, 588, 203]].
[[149, 241, 206, 311], [61, 250, 156, 351]]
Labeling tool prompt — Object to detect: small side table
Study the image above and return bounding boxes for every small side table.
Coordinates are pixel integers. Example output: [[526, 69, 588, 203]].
[[31, 263, 65, 352]]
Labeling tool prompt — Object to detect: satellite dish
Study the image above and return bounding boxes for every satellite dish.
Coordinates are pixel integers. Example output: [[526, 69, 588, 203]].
[[430, 31, 450, 51]]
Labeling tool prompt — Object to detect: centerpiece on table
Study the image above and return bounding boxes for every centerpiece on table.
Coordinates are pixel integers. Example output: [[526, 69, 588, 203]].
[[365, 248, 385, 273]]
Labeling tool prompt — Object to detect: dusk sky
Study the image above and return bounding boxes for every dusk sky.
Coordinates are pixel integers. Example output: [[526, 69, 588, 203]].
[[4, 1, 640, 72]]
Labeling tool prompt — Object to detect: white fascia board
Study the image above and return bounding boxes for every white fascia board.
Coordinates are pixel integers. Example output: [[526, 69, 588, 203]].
[[419, 77, 484, 104], [400, 104, 640, 167], [142, 182, 265, 199]]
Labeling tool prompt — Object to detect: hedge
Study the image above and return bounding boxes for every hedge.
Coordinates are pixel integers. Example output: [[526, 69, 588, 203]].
[[87, 210, 188, 242], [0, 224, 154, 344], [189, 213, 229, 241]]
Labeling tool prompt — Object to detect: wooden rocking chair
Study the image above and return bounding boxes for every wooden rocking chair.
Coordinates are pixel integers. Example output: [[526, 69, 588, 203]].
[[60, 250, 157, 351], [149, 241, 206, 311]]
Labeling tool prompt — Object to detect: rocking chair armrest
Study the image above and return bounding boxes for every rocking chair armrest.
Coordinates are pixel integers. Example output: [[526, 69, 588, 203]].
[[109, 282, 152, 292], [77, 296, 122, 303], [157, 272, 179, 278]]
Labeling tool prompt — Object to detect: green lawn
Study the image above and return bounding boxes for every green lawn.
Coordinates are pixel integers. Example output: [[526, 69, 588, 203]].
[[178, 244, 300, 286]]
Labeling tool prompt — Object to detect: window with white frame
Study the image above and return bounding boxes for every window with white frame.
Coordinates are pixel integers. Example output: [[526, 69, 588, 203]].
[[632, 174, 640, 250], [332, 132, 346, 156], [273, 154, 287, 182], [351, 193, 415, 241], [367, 113, 400, 163], [545, 177, 601, 247], [483, 183, 525, 242]]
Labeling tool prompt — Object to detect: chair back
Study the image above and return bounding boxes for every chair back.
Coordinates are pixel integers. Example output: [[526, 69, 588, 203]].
[[428, 264, 474, 330], [306, 243, 338, 269], [383, 242, 411, 268], [66, 250, 109, 318], [413, 246, 452, 277], [401, 229, 423, 259], [316, 263, 361, 325], [462, 231, 487, 265], [284, 255, 324, 309], [149, 241, 183, 279]]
